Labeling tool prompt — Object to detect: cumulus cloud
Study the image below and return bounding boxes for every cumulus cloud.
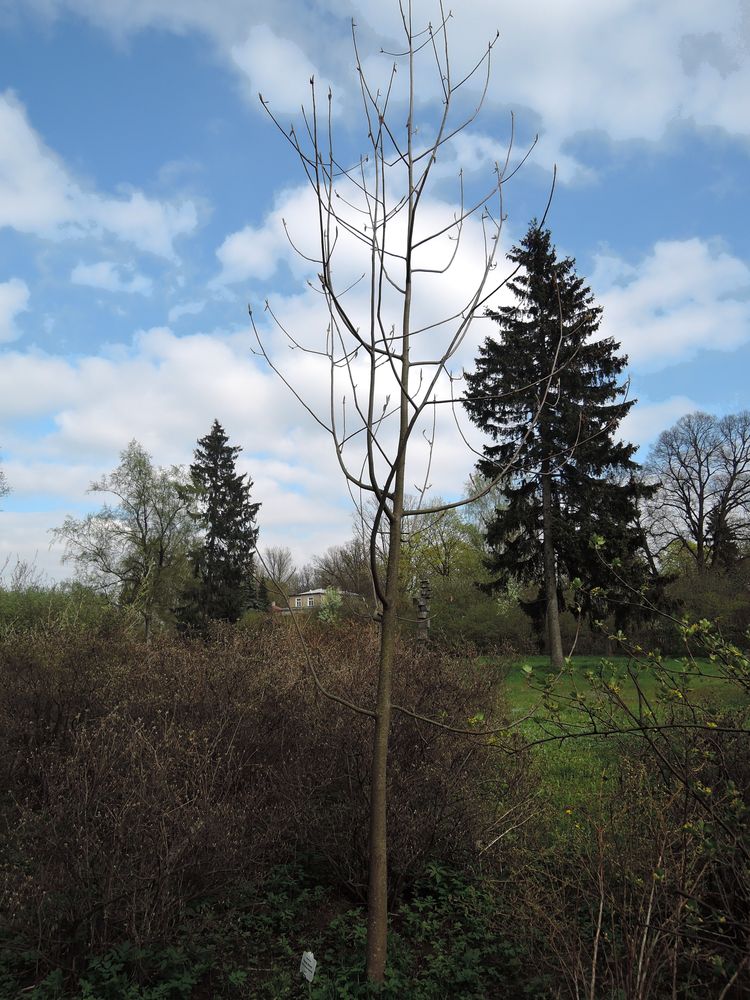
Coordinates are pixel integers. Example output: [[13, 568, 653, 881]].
[[71, 261, 153, 295], [21, 0, 748, 178], [231, 24, 337, 115], [0, 511, 69, 583], [167, 299, 206, 323], [214, 179, 514, 340], [0, 277, 29, 342], [620, 395, 700, 451], [0, 91, 197, 257], [214, 184, 339, 287], [593, 238, 750, 370], [215, 218, 287, 285], [0, 292, 489, 576]]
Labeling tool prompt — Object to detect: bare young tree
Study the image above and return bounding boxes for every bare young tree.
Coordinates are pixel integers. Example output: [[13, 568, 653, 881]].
[[251, 2, 549, 980], [0, 555, 48, 591]]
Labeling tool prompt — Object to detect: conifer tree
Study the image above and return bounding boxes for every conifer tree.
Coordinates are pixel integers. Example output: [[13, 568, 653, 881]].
[[180, 420, 260, 627], [463, 223, 646, 668]]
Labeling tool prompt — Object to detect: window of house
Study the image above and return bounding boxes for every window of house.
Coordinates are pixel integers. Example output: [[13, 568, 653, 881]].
[[308, 596, 315, 607], [295, 598, 302, 608]]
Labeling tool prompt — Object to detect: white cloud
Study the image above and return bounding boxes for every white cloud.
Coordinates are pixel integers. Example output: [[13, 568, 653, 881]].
[[167, 299, 206, 323], [0, 91, 197, 257], [21, 1, 750, 174], [231, 24, 337, 116], [0, 277, 29, 342], [593, 238, 750, 370], [427, 1, 750, 152], [0, 350, 78, 418], [620, 396, 700, 451], [214, 184, 321, 286], [0, 511, 69, 583], [71, 261, 153, 295], [2, 459, 100, 502], [215, 220, 286, 285]]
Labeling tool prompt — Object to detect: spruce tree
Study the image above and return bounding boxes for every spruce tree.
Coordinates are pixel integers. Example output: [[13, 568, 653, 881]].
[[463, 223, 646, 668], [180, 420, 260, 627]]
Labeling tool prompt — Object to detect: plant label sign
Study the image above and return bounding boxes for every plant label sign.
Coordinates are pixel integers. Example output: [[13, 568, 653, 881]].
[[300, 951, 317, 982]]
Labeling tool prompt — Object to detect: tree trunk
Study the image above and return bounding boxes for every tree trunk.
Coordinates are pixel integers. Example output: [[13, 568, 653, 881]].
[[542, 465, 565, 671], [365, 11, 415, 977], [365, 478, 408, 981], [365, 563, 398, 980]]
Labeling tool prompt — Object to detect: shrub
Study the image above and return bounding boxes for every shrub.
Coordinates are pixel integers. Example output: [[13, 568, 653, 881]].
[[0, 619, 518, 974]]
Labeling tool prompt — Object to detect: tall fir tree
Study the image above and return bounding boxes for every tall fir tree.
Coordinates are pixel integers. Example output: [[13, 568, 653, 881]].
[[180, 420, 260, 627], [463, 223, 647, 668]]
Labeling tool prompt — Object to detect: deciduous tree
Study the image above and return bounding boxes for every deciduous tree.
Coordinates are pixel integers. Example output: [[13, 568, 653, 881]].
[[644, 410, 750, 574], [254, 1, 530, 980], [258, 544, 298, 605], [54, 441, 193, 639]]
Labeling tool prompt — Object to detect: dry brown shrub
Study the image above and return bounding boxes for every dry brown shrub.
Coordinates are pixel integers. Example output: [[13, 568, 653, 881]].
[[0, 618, 518, 966]]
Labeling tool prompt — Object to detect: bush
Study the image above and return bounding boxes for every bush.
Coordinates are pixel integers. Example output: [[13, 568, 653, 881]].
[[0, 619, 518, 975], [0, 581, 116, 635]]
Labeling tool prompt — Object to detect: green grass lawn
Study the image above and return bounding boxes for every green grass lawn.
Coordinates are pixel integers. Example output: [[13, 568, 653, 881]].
[[503, 653, 741, 716], [490, 653, 749, 814]]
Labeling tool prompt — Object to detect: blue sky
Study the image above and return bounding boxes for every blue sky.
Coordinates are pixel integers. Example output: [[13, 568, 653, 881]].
[[0, 0, 748, 579]]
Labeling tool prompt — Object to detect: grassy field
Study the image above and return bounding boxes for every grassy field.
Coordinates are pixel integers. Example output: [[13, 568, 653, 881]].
[[503, 653, 740, 715], [494, 653, 749, 813]]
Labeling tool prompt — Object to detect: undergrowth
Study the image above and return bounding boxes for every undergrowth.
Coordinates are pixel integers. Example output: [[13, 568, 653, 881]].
[[0, 863, 549, 999]]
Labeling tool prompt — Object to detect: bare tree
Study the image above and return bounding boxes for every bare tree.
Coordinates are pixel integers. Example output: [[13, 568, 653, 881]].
[[0, 555, 48, 591], [644, 410, 750, 573], [251, 2, 550, 980], [257, 544, 297, 606], [314, 535, 375, 607]]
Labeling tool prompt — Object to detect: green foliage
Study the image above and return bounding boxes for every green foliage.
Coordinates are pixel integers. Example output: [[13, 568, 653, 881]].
[[178, 420, 260, 628], [52, 441, 194, 638], [463, 223, 650, 633], [427, 574, 535, 652], [318, 586, 342, 623], [665, 562, 750, 649], [0, 862, 551, 999], [0, 580, 116, 634], [296, 864, 549, 999]]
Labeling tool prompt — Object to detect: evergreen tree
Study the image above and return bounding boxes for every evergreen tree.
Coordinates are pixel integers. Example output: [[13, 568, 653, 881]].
[[463, 223, 647, 668], [180, 420, 260, 627]]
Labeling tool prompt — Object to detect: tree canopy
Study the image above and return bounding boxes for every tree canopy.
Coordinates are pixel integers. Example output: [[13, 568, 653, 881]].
[[644, 410, 750, 573], [54, 441, 194, 639], [179, 420, 260, 627], [463, 222, 646, 667]]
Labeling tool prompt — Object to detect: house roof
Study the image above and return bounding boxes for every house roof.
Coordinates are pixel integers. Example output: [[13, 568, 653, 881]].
[[289, 588, 365, 599]]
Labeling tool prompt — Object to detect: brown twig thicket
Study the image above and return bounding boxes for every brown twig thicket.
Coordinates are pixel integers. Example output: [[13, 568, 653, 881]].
[[0, 619, 520, 971]]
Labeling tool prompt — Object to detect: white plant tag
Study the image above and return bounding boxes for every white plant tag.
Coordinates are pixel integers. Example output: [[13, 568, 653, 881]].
[[300, 950, 317, 982]]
